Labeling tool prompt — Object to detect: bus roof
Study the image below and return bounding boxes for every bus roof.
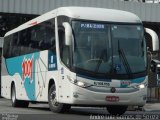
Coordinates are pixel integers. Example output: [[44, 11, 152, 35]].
[[57, 7, 141, 23], [5, 7, 141, 37]]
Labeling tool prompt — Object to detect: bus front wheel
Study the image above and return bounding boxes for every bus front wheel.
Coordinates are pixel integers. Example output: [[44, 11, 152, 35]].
[[106, 105, 128, 115], [11, 84, 29, 108], [48, 84, 71, 113]]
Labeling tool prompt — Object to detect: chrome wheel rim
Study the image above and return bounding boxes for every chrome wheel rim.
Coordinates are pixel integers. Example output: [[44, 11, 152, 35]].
[[50, 88, 59, 106], [12, 88, 16, 103]]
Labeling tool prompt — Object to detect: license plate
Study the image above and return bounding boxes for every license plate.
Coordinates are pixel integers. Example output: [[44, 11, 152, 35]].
[[106, 96, 119, 102]]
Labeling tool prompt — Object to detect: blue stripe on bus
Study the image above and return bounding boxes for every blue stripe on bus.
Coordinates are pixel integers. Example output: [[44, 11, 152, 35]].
[[120, 77, 146, 88], [131, 77, 146, 84], [77, 74, 145, 88], [77, 74, 145, 83], [77, 74, 112, 82], [5, 52, 40, 101]]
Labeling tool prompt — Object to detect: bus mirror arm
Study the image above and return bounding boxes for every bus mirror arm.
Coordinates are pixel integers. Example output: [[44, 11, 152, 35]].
[[145, 28, 159, 52], [62, 22, 72, 46]]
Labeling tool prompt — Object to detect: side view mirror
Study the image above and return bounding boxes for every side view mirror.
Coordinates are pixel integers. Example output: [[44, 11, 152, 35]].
[[150, 59, 160, 73], [150, 59, 160, 86], [62, 22, 72, 46], [145, 28, 159, 52]]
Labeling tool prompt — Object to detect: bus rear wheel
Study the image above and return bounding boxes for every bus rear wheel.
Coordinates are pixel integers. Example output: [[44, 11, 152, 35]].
[[48, 84, 71, 113], [11, 84, 29, 108], [106, 105, 128, 115]]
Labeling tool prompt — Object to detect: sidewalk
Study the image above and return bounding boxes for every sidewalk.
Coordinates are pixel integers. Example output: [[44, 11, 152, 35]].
[[144, 103, 160, 112]]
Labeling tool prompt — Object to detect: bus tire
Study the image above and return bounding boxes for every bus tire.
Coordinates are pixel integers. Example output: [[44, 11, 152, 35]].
[[48, 84, 71, 113], [11, 84, 29, 108], [106, 105, 127, 115]]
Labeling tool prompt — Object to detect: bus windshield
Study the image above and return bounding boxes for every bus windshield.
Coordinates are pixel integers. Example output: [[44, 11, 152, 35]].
[[72, 21, 146, 78]]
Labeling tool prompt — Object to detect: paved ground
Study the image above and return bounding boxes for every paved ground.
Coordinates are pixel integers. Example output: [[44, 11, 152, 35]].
[[144, 103, 160, 112], [0, 98, 160, 120]]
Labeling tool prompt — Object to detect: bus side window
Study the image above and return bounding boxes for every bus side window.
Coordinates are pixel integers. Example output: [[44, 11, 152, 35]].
[[57, 16, 70, 67], [59, 29, 70, 67], [36, 20, 56, 53], [3, 35, 12, 58], [9, 33, 19, 57], [38, 27, 55, 51], [19, 29, 29, 55], [50, 36, 56, 52], [30, 28, 39, 52]]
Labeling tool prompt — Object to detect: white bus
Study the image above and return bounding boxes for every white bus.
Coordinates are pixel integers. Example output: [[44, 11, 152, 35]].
[[1, 7, 159, 115]]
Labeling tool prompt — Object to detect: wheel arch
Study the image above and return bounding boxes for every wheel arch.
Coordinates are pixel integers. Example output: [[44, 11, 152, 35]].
[[10, 81, 15, 97], [48, 78, 55, 94], [10, 78, 17, 100]]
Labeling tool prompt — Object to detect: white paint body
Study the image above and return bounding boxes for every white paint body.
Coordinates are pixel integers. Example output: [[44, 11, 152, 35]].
[[1, 7, 147, 107]]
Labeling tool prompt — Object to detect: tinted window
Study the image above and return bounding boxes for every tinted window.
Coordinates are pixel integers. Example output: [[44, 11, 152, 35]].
[[3, 18, 55, 58], [3, 35, 12, 58], [36, 22, 55, 52], [58, 16, 70, 67]]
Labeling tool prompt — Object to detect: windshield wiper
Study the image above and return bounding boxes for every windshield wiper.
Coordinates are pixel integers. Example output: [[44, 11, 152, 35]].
[[94, 49, 106, 73], [118, 40, 132, 78]]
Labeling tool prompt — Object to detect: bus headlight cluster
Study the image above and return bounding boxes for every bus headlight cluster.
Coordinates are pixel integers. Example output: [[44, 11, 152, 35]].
[[67, 75, 77, 83], [139, 84, 145, 89], [77, 81, 86, 87], [131, 83, 147, 89], [67, 75, 87, 88], [134, 84, 146, 89]]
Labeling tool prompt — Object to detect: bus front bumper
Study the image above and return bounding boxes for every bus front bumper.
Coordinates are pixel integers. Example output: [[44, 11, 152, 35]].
[[69, 85, 147, 106]]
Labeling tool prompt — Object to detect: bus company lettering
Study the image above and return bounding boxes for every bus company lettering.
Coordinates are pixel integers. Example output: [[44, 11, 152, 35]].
[[22, 56, 34, 82]]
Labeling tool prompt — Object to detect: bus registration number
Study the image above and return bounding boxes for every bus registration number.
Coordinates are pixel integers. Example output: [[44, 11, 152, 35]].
[[106, 96, 119, 102], [94, 82, 110, 87]]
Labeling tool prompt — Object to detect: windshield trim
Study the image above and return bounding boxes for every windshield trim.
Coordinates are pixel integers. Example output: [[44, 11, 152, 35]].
[[70, 18, 142, 25], [70, 19, 146, 79], [74, 67, 147, 80]]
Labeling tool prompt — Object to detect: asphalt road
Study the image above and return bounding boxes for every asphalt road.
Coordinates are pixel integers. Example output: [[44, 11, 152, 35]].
[[0, 98, 160, 120]]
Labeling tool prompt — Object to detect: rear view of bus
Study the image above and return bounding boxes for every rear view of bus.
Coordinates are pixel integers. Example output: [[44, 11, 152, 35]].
[[1, 7, 157, 115]]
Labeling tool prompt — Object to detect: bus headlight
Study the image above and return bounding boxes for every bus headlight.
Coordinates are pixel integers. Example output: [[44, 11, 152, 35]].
[[139, 84, 145, 89], [67, 75, 87, 88], [131, 83, 147, 89], [67, 75, 77, 83], [77, 81, 86, 87]]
